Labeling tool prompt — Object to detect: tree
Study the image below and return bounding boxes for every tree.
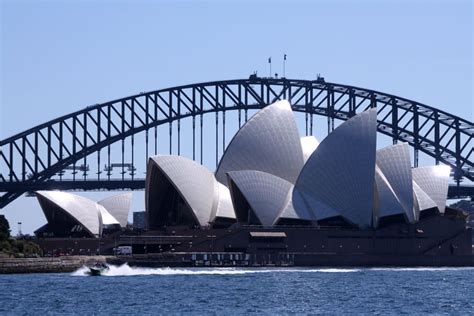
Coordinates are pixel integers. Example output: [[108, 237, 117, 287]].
[[0, 215, 11, 241]]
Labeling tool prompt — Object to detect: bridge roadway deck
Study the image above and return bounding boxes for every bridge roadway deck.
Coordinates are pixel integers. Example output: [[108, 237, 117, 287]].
[[2, 179, 472, 199]]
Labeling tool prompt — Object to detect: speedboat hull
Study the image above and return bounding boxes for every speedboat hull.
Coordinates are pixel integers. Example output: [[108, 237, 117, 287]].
[[88, 265, 109, 276]]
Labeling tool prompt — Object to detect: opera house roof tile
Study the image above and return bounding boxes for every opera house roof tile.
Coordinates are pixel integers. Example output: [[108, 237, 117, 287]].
[[98, 193, 132, 227], [413, 181, 438, 219], [294, 108, 377, 228], [215, 100, 304, 185], [300, 136, 319, 163], [227, 170, 293, 226], [376, 143, 415, 223], [374, 165, 406, 224], [147, 155, 217, 227], [412, 165, 451, 214], [36, 191, 128, 237], [215, 183, 236, 220]]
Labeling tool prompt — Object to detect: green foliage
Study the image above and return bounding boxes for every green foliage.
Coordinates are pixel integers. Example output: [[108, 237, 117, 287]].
[[0, 215, 10, 241], [0, 240, 12, 253], [0, 216, 43, 257], [8, 239, 43, 257]]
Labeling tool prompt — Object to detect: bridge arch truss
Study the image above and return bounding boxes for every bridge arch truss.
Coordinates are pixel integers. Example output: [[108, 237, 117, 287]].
[[1, 78, 472, 208]]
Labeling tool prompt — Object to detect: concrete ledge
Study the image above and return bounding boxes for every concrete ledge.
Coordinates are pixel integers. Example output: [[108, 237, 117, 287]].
[[0, 256, 108, 274]]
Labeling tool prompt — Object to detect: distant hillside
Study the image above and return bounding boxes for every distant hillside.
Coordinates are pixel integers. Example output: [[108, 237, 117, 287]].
[[449, 199, 474, 214], [449, 200, 474, 244]]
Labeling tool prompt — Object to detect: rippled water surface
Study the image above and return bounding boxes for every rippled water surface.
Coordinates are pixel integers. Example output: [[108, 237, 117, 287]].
[[1, 265, 473, 315]]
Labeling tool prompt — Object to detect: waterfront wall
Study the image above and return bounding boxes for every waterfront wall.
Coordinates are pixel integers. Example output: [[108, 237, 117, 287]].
[[0, 256, 108, 274]]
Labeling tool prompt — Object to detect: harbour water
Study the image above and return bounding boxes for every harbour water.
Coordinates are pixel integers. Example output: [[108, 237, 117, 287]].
[[1, 265, 473, 315]]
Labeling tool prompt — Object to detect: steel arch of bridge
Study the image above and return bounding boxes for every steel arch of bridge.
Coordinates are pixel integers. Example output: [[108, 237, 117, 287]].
[[0, 78, 473, 208]]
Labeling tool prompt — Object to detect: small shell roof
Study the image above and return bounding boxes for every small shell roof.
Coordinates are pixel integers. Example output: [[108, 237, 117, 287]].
[[98, 193, 132, 227], [412, 181, 438, 219], [215, 183, 236, 220], [98, 205, 120, 226], [36, 191, 102, 236], [412, 165, 450, 214], [376, 143, 415, 222], [374, 166, 406, 222], [300, 136, 320, 163], [227, 170, 293, 226]]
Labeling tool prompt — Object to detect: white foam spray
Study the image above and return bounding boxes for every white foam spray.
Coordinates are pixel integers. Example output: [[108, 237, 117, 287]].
[[368, 267, 474, 272], [71, 264, 474, 277], [71, 264, 360, 277]]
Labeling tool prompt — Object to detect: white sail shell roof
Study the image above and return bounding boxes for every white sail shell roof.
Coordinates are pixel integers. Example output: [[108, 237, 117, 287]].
[[288, 188, 318, 221], [98, 193, 132, 227], [98, 205, 120, 226], [300, 136, 320, 162], [412, 165, 450, 214], [294, 108, 377, 228], [227, 170, 293, 226], [275, 188, 316, 225], [147, 155, 218, 227], [215, 100, 304, 185], [374, 166, 406, 224], [215, 183, 236, 220], [376, 143, 415, 223], [276, 188, 298, 221], [413, 181, 438, 219], [36, 191, 101, 237]]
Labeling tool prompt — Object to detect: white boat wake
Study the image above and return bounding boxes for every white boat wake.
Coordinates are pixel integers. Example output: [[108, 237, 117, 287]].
[[71, 264, 360, 276], [71, 264, 474, 277], [368, 267, 474, 272]]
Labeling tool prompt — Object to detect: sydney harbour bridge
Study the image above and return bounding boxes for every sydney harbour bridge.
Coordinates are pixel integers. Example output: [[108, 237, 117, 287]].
[[0, 77, 473, 209]]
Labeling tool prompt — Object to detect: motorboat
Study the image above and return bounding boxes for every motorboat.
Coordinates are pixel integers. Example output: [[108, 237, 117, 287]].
[[88, 262, 109, 276]]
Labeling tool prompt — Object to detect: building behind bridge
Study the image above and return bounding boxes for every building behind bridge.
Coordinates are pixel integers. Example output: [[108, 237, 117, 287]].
[[133, 211, 146, 230]]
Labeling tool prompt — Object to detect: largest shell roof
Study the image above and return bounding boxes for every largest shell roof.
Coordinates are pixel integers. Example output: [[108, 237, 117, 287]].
[[294, 108, 377, 228]]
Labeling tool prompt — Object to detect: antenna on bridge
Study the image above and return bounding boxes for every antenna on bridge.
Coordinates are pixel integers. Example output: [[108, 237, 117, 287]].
[[283, 54, 287, 78], [268, 57, 272, 78]]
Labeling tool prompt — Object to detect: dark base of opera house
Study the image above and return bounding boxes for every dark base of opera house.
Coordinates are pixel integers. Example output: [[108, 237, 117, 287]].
[[35, 210, 474, 267]]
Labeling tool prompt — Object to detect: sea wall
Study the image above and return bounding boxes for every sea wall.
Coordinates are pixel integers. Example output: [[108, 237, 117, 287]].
[[0, 256, 108, 274]]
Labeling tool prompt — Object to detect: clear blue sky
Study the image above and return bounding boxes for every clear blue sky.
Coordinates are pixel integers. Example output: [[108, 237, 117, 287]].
[[1, 0, 472, 234]]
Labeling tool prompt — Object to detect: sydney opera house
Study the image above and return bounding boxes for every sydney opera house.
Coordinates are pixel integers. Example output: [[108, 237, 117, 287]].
[[34, 101, 472, 266], [35, 192, 132, 238]]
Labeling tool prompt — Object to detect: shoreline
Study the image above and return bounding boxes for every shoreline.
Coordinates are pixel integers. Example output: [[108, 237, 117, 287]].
[[0, 256, 109, 274], [1, 253, 473, 274]]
